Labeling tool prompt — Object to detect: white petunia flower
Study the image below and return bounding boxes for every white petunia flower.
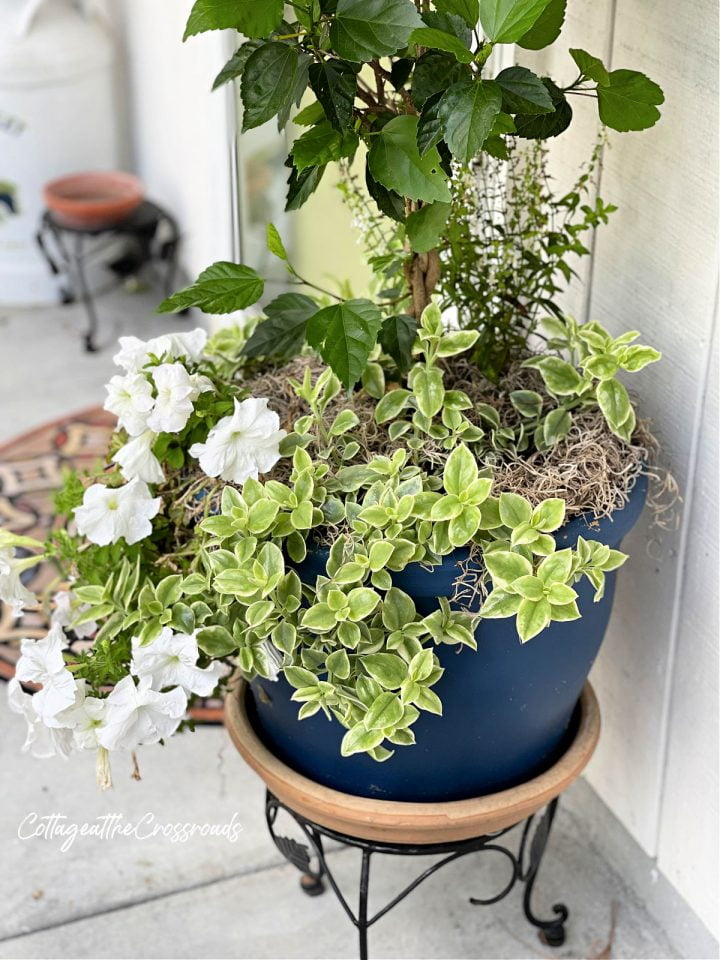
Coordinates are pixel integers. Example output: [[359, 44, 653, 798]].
[[111, 430, 165, 484], [14, 625, 77, 725], [189, 372, 214, 400], [51, 589, 98, 640], [56, 679, 107, 750], [74, 479, 161, 546], [146, 363, 195, 434], [189, 397, 285, 483], [130, 628, 223, 697], [0, 545, 37, 616], [113, 336, 149, 372], [7, 679, 74, 759], [147, 329, 208, 364], [104, 372, 155, 436], [98, 675, 187, 751], [113, 329, 208, 372]]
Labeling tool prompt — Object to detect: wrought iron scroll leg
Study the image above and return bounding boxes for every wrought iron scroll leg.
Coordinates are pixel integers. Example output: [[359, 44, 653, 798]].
[[72, 233, 100, 352], [264, 791, 325, 897], [299, 828, 326, 897], [521, 798, 568, 947]]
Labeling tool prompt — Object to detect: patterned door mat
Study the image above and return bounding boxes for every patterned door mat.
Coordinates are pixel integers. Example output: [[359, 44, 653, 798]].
[[0, 407, 223, 723]]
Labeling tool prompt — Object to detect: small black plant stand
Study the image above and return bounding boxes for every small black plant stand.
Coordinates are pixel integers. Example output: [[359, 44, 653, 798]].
[[36, 200, 181, 352], [265, 788, 568, 960], [225, 680, 600, 960]]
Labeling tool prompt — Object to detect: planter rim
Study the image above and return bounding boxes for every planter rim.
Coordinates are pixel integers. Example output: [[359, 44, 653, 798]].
[[224, 679, 600, 844]]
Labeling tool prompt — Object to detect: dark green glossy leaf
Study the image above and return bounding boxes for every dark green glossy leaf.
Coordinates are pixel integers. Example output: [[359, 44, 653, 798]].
[[433, 0, 479, 27], [479, 0, 553, 43], [243, 293, 318, 360], [241, 42, 298, 130], [308, 59, 358, 131], [380, 314, 417, 372], [439, 79, 502, 163], [211, 40, 261, 91], [411, 51, 469, 108], [365, 165, 406, 222], [416, 91, 445, 156], [368, 114, 451, 202], [482, 135, 509, 158], [286, 163, 326, 210], [437, 139, 454, 177], [517, 0, 565, 49], [597, 69, 664, 132], [277, 51, 310, 130], [514, 78, 572, 139], [496, 65, 554, 114], [390, 58, 414, 89], [405, 201, 451, 253], [306, 299, 383, 387], [330, 0, 423, 62], [489, 110, 516, 134], [291, 120, 358, 171], [157, 262, 263, 314], [482, 109, 514, 155], [408, 27, 473, 62], [184, 0, 283, 40], [421, 11, 472, 43], [569, 48, 610, 85], [293, 101, 325, 126]]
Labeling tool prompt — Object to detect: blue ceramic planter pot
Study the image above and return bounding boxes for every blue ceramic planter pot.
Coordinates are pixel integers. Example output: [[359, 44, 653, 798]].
[[249, 473, 648, 802]]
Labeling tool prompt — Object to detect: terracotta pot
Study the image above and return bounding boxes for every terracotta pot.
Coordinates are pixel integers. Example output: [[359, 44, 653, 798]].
[[43, 171, 143, 229]]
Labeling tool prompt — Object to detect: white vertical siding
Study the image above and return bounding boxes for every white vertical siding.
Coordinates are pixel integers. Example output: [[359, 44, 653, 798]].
[[110, 0, 234, 280], [530, 0, 719, 937], [656, 292, 718, 935]]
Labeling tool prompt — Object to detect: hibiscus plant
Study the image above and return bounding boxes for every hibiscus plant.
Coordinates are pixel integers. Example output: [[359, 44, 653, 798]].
[[0, 0, 666, 782], [160, 0, 664, 381]]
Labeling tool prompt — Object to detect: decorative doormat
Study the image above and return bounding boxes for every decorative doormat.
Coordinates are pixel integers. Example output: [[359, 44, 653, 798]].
[[0, 407, 223, 723]]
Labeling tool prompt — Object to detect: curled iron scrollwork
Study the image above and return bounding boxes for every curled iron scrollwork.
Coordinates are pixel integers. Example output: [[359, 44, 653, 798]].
[[264, 790, 569, 959]]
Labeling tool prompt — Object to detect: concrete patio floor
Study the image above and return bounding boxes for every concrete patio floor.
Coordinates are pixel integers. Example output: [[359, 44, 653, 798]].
[[0, 287, 717, 960]]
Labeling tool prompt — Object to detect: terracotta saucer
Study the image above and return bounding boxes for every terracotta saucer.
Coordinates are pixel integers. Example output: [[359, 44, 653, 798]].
[[224, 680, 601, 844]]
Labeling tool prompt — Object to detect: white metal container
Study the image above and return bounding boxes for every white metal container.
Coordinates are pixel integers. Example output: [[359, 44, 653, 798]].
[[0, 0, 118, 304]]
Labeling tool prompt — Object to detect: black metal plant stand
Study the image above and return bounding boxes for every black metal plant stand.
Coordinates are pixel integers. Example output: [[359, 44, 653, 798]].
[[265, 789, 568, 960], [36, 200, 182, 353]]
